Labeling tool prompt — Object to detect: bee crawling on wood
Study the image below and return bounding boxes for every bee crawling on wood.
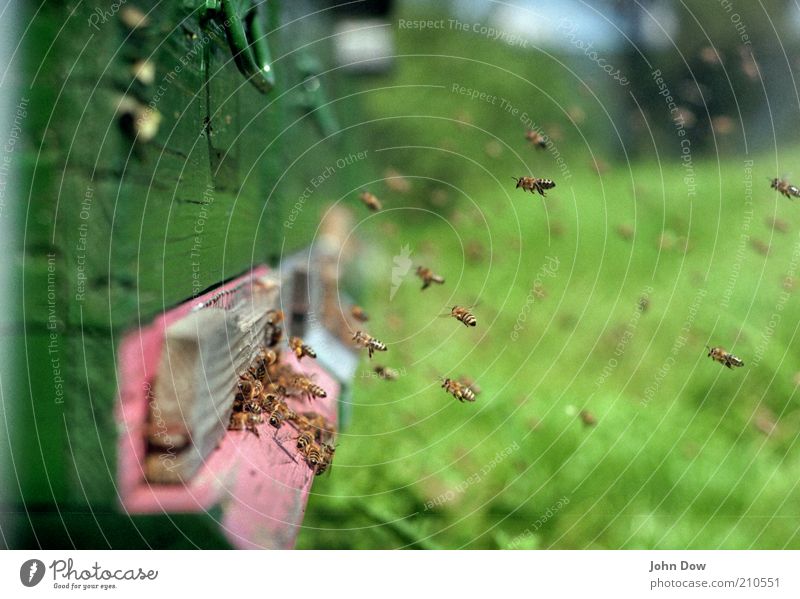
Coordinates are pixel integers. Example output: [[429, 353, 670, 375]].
[[267, 399, 294, 430], [770, 177, 800, 199], [296, 430, 315, 452], [512, 175, 556, 197], [525, 129, 548, 149], [359, 191, 382, 211], [706, 346, 745, 369], [315, 443, 336, 476], [290, 375, 327, 403], [248, 348, 278, 383], [441, 377, 476, 403], [416, 266, 445, 290], [350, 305, 369, 323], [228, 411, 263, 436], [265, 309, 284, 347], [289, 336, 316, 360], [353, 330, 387, 358], [303, 441, 324, 472], [448, 305, 477, 327]]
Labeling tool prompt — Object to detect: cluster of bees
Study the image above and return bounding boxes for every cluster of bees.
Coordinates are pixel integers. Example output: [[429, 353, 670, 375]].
[[227, 309, 335, 475]]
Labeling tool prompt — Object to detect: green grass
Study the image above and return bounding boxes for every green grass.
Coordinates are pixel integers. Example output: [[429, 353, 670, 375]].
[[296, 20, 800, 550]]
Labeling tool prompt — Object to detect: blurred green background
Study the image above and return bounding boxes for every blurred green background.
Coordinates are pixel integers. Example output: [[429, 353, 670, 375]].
[[296, 0, 800, 549]]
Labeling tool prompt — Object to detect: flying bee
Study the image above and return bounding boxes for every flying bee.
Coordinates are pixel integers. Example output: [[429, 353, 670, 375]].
[[374, 365, 399, 380], [706, 346, 745, 369], [289, 336, 316, 360], [351, 305, 369, 323], [770, 177, 800, 199], [416, 266, 445, 290], [579, 409, 597, 427], [265, 309, 284, 347], [512, 176, 556, 197], [359, 191, 382, 211], [291, 375, 327, 403], [448, 305, 477, 327], [457, 376, 482, 396], [352, 330, 387, 358], [525, 129, 548, 149], [441, 377, 476, 403]]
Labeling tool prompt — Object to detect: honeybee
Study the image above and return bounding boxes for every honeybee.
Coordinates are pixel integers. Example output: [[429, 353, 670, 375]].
[[351, 305, 369, 322], [228, 411, 263, 436], [512, 176, 556, 197], [235, 374, 263, 407], [457, 376, 481, 396], [303, 442, 324, 471], [352, 330, 387, 358], [265, 309, 284, 347], [770, 177, 800, 199], [707, 346, 745, 369], [638, 296, 650, 313], [290, 375, 327, 403], [525, 129, 548, 149], [249, 348, 278, 382], [359, 191, 382, 211], [579, 409, 597, 427], [267, 400, 293, 429], [296, 430, 315, 452], [449, 306, 477, 327], [289, 336, 316, 360], [374, 365, 399, 380], [299, 412, 336, 443], [441, 377, 476, 403], [416, 266, 445, 290], [315, 443, 336, 476]]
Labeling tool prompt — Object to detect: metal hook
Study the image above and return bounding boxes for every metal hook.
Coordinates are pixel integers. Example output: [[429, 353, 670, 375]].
[[218, 0, 275, 94]]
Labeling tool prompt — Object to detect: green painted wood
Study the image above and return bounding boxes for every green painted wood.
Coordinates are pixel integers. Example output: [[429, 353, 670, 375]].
[[9, 0, 373, 547]]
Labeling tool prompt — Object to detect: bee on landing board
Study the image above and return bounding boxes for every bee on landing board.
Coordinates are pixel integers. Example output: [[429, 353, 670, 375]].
[[448, 306, 477, 327], [265, 309, 284, 347], [296, 430, 315, 452], [352, 330, 387, 358], [290, 375, 327, 403], [315, 443, 336, 476], [525, 129, 548, 149], [228, 411, 263, 436], [707, 346, 745, 369], [351, 305, 369, 323], [512, 176, 556, 197], [289, 336, 316, 360], [359, 191, 382, 211], [441, 377, 476, 403], [770, 177, 800, 199], [416, 266, 445, 290]]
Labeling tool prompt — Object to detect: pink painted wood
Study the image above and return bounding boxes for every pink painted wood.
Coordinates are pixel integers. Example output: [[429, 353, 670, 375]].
[[116, 266, 338, 549]]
